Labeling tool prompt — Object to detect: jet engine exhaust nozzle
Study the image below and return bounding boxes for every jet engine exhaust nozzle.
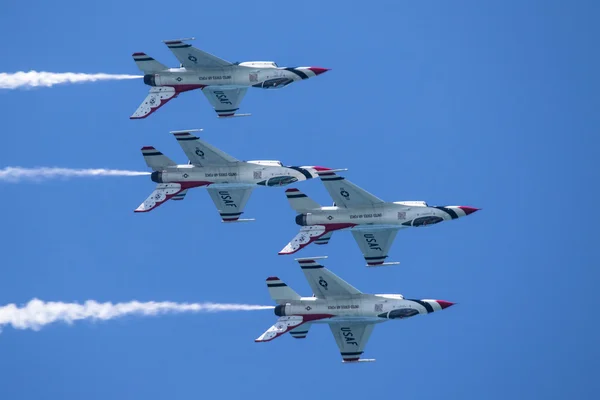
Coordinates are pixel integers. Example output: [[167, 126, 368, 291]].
[[143, 74, 157, 86], [150, 171, 163, 183], [274, 305, 287, 317], [295, 214, 308, 226]]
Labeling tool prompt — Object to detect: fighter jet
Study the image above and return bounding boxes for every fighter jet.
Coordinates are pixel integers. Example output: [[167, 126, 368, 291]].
[[130, 38, 329, 119], [135, 129, 329, 221], [256, 256, 454, 362], [279, 172, 479, 265]]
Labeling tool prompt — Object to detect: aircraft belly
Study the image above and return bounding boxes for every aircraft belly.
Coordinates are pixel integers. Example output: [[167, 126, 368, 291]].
[[156, 73, 205, 87], [289, 298, 366, 317], [201, 167, 241, 183]]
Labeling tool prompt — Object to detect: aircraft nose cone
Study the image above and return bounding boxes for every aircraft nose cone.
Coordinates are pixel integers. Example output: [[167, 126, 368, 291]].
[[458, 206, 480, 216], [436, 300, 454, 310], [308, 67, 330, 76]]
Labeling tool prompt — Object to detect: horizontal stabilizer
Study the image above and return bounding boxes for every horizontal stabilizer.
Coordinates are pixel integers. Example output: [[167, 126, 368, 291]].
[[130, 87, 178, 119], [255, 316, 305, 342], [279, 225, 327, 255], [135, 183, 184, 213], [132, 52, 167, 73], [342, 359, 376, 363]]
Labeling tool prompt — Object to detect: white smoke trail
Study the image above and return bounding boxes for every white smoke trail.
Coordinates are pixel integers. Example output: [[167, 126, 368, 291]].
[[0, 167, 150, 182], [0, 299, 274, 332], [0, 71, 142, 89]]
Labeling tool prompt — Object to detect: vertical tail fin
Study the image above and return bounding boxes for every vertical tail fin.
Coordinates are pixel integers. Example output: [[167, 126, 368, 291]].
[[141, 146, 176, 171], [285, 188, 321, 212], [132, 53, 167, 73], [266, 277, 301, 304]]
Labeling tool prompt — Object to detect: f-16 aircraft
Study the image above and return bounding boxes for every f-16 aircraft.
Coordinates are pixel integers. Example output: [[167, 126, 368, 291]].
[[130, 38, 329, 119], [135, 129, 329, 221], [256, 257, 454, 362], [279, 172, 479, 266]]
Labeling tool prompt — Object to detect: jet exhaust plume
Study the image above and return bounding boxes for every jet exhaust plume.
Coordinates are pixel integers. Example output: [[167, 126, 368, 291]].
[[0, 299, 274, 332], [0, 167, 150, 182], [0, 71, 142, 89]]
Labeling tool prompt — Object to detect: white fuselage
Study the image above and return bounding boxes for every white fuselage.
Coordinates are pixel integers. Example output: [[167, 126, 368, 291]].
[[152, 161, 317, 187], [298, 201, 467, 229], [276, 294, 443, 323], [146, 64, 311, 91]]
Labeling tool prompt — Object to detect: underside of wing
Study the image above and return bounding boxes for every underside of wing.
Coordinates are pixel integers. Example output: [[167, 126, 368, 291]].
[[351, 228, 400, 266], [164, 39, 232, 69], [319, 172, 384, 208], [329, 322, 377, 362], [206, 186, 254, 222], [202, 87, 248, 118], [171, 130, 238, 167], [296, 258, 361, 299]]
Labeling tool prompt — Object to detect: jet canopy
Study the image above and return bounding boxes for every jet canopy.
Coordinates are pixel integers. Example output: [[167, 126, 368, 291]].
[[239, 61, 278, 68], [247, 160, 283, 167]]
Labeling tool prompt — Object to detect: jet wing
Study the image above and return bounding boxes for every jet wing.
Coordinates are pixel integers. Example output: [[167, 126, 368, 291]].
[[329, 322, 377, 362], [351, 227, 400, 266], [207, 185, 254, 222], [130, 87, 178, 119], [318, 172, 384, 208], [171, 130, 238, 167], [164, 39, 232, 69], [296, 257, 361, 299], [202, 87, 248, 118]]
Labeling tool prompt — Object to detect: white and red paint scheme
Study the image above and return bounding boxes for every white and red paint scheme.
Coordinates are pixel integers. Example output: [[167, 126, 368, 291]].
[[130, 38, 329, 119], [135, 129, 329, 222], [279, 172, 479, 266], [256, 257, 454, 363]]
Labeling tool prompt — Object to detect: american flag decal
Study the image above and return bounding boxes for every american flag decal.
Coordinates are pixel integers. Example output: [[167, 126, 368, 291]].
[[398, 212, 406, 219], [254, 171, 262, 179], [249, 73, 258, 82]]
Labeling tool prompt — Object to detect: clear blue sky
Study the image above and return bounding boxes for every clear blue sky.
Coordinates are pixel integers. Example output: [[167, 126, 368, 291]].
[[1, 1, 598, 398]]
